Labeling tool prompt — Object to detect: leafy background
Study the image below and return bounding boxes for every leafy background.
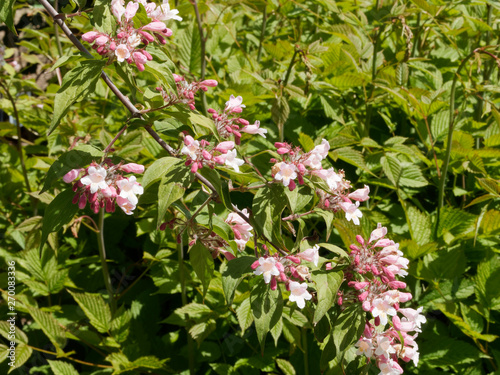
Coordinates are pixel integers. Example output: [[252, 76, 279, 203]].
[[0, 0, 500, 374]]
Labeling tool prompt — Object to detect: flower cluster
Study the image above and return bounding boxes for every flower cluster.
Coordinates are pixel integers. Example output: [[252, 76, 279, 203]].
[[155, 74, 218, 110], [180, 136, 244, 174], [64, 161, 144, 215], [270, 140, 369, 225], [208, 95, 267, 144], [250, 245, 319, 309], [81, 0, 181, 71], [225, 208, 253, 251], [340, 225, 425, 374]]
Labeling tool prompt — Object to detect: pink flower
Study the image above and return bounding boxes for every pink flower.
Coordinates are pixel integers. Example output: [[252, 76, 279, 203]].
[[369, 224, 387, 243], [63, 169, 82, 183], [120, 163, 145, 174], [153, 1, 182, 21], [222, 149, 244, 172], [274, 162, 297, 187], [82, 31, 99, 43], [225, 95, 245, 113], [398, 307, 427, 332], [240, 120, 267, 138], [355, 338, 373, 358], [348, 185, 370, 202], [116, 176, 143, 205], [311, 139, 330, 159], [142, 21, 168, 32], [80, 166, 108, 194], [111, 0, 125, 20], [254, 257, 280, 283], [215, 141, 235, 153], [95, 35, 110, 46], [201, 79, 218, 87], [115, 44, 130, 62], [371, 296, 397, 326], [288, 281, 312, 309], [180, 135, 200, 160], [297, 245, 319, 266], [116, 196, 136, 215], [340, 201, 363, 225], [226, 208, 253, 251], [312, 168, 342, 190], [124, 1, 139, 22]]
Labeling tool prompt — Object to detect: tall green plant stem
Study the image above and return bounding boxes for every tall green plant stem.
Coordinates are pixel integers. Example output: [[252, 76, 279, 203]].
[[302, 328, 309, 375], [177, 231, 195, 375], [190, 0, 208, 115], [437, 47, 498, 231], [97, 208, 116, 313]]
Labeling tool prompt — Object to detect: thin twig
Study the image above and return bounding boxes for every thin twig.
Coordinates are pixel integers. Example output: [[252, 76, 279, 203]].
[[104, 125, 127, 154], [27, 345, 113, 369]]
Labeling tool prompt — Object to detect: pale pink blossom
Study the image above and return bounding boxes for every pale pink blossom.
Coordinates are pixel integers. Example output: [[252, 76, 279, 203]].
[[63, 169, 82, 183], [180, 135, 200, 160], [240, 120, 267, 138], [378, 359, 403, 375], [111, 0, 125, 20], [116, 176, 143, 205], [311, 139, 330, 158], [297, 245, 319, 267], [215, 141, 235, 153], [340, 201, 363, 225], [398, 307, 427, 332], [369, 224, 388, 243], [120, 163, 145, 174], [115, 44, 131, 62], [348, 185, 370, 202], [80, 166, 108, 194], [223, 149, 244, 172], [375, 336, 396, 359], [152, 1, 182, 21], [124, 1, 139, 21], [355, 338, 373, 358], [312, 168, 342, 190], [274, 163, 297, 187], [225, 95, 245, 113], [254, 257, 280, 283], [116, 196, 136, 215], [371, 297, 397, 326], [288, 281, 312, 309]]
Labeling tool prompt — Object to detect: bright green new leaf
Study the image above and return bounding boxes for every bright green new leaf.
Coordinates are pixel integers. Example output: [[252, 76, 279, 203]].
[[0, 0, 16, 34], [312, 270, 343, 324], [48, 360, 79, 375], [68, 291, 112, 333]]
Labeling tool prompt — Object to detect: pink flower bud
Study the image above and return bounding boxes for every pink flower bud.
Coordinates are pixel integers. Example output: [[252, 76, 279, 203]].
[[288, 180, 296, 191], [106, 198, 115, 212], [82, 31, 99, 43], [349, 244, 360, 252], [191, 162, 199, 173], [159, 222, 167, 231], [388, 281, 407, 289], [251, 260, 260, 270], [139, 31, 155, 43], [78, 195, 87, 209], [280, 272, 287, 282], [121, 163, 145, 174], [95, 35, 109, 46], [220, 250, 235, 261], [274, 142, 287, 148], [348, 185, 370, 202], [213, 156, 225, 165], [287, 255, 301, 264], [374, 239, 394, 247], [337, 295, 343, 305], [353, 281, 370, 290], [324, 200, 330, 208], [207, 108, 217, 114], [133, 51, 148, 65], [237, 118, 249, 125], [142, 50, 153, 61], [358, 291, 369, 302], [392, 315, 402, 331], [374, 316, 381, 326], [270, 277, 277, 290], [362, 300, 371, 311], [215, 141, 235, 153], [277, 147, 289, 155], [201, 79, 218, 87], [356, 235, 365, 246], [72, 193, 79, 204], [63, 169, 81, 183], [202, 150, 212, 160], [325, 262, 333, 270], [142, 21, 167, 32], [276, 262, 284, 272], [230, 107, 242, 113], [371, 264, 380, 275], [297, 163, 306, 174], [398, 292, 413, 302]]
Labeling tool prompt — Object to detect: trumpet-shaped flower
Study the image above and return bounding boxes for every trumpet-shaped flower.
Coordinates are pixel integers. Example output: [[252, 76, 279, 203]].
[[274, 163, 297, 187], [116, 176, 144, 205], [254, 257, 280, 283], [80, 166, 108, 194], [288, 281, 312, 309]]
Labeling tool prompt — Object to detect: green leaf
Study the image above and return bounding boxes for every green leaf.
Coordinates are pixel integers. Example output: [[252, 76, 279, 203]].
[[49, 60, 105, 134], [198, 168, 232, 210], [316, 209, 335, 241], [162, 303, 212, 326], [272, 95, 290, 127], [252, 185, 287, 247], [318, 243, 349, 260], [68, 291, 112, 333], [145, 59, 177, 93], [407, 205, 432, 246], [27, 306, 67, 355], [418, 247, 466, 280], [93, 0, 116, 34], [236, 296, 254, 334], [157, 161, 192, 227], [178, 22, 201, 75], [190, 242, 215, 298], [0, 321, 29, 345], [7, 343, 32, 373], [276, 358, 296, 375], [251, 280, 283, 351], [106, 353, 166, 374], [221, 256, 256, 305], [0, 0, 17, 34], [331, 304, 365, 353], [132, 3, 150, 28], [41, 144, 103, 193], [312, 271, 343, 324], [40, 188, 79, 249], [330, 147, 372, 174], [48, 360, 79, 375], [142, 156, 181, 188], [475, 250, 500, 309], [284, 185, 312, 213]]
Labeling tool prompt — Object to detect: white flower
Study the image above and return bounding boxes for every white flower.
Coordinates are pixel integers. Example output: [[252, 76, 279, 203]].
[[348, 185, 370, 202], [180, 136, 200, 160], [371, 297, 397, 327], [274, 163, 297, 187], [116, 176, 143, 205], [240, 120, 267, 138], [153, 1, 183, 21], [313, 168, 342, 190], [312, 139, 330, 158], [115, 44, 130, 62], [303, 152, 323, 170], [116, 196, 136, 215], [226, 208, 253, 251], [369, 223, 387, 243], [340, 201, 363, 225], [398, 307, 427, 332], [355, 338, 373, 358], [80, 166, 108, 194], [401, 344, 419, 366], [225, 95, 245, 112], [254, 257, 280, 283], [378, 359, 402, 375], [127, 33, 142, 48], [111, 0, 125, 20], [297, 245, 319, 267], [288, 281, 312, 309], [224, 149, 244, 172]]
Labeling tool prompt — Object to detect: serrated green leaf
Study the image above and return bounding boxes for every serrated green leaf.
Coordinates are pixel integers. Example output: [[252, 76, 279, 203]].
[[276, 358, 296, 375], [93, 0, 116, 34], [68, 291, 112, 333], [48, 360, 79, 375], [49, 60, 105, 134], [190, 242, 214, 298], [221, 256, 256, 305], [178, 22, 201, 75], [312, 271, 343, 324], [141, 156, 181, 188], [407, 205, 432, 245], [251, 280, 283, 351], [236, 297, 254, 334], [27, 306, 67, 355], [7, 343, 32, 373], [0, 0, 16, 34], [0, 321, 28, 345], [253, 185, 287, 247]]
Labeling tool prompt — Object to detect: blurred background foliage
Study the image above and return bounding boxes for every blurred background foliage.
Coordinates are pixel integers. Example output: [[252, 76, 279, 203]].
[[0, 0, 500, 374]]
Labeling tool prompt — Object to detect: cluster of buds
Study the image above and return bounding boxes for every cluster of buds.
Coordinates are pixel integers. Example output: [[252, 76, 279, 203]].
[[339, 225, 425, 374], [155, 74, 218, 110], [317, 183, 370, 226], [81, 0, 181, 71], [208, 95, 267, 144], [225, 208, 253, 251], [250, 245, 319, 309], [180, 136, 244, 174], [63, 161, 144, 215]]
